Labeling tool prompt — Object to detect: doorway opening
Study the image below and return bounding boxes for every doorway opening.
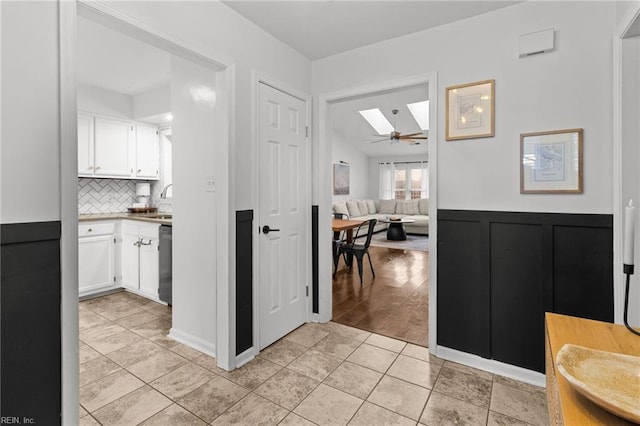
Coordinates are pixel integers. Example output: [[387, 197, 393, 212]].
[[317, 73, 438, 351], [60, 3, 235, 421]]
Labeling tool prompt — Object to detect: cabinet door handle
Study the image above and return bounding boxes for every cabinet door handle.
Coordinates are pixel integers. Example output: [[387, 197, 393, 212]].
[[138, 239, 152, 246], [138, 169, 142, 173], [95, 166, 101, 170], [87, 166, 94, 170], [87, 228, 93, 233]]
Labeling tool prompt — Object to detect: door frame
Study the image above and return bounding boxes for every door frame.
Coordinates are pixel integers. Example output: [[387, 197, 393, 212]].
[[59, 2, 236, 423], [249, 72, 312, 363], [613, 3, 640, 325], [315, 72, 438, 349]]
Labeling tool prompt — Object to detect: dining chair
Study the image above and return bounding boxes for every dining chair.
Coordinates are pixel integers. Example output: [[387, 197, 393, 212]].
[[332, 212, 350, 275], [334, 218, 377, 284]]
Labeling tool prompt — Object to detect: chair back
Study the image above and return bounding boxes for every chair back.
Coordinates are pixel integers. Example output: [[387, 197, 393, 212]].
[[333, 212, 349, 219], [354, 219, 377, 248]]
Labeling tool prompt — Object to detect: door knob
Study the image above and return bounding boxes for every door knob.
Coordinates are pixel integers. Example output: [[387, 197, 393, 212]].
[[262, 225, 280, 234]]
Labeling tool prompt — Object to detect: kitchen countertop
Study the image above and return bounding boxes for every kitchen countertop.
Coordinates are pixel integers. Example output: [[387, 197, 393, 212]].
[[79, 212, 172, 225]]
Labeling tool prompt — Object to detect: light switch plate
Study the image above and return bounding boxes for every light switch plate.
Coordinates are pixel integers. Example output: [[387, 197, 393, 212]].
[[205, 176, 216, 192]]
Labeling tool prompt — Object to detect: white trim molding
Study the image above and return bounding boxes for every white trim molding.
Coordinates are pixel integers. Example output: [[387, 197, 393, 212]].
[[169, 328, 216, 358], [436, 345, 546, 388], [59, 2, 80, 425]]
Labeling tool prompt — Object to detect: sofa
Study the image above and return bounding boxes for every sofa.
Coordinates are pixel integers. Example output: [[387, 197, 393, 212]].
[[332, 198, 429, 235]]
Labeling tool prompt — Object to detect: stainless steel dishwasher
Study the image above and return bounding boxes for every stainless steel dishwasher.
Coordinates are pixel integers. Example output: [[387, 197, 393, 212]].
[[159, 225, 172, 305]]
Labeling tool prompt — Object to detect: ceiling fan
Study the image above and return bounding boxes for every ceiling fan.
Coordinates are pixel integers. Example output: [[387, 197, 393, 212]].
[[369, 109, 428, 145]]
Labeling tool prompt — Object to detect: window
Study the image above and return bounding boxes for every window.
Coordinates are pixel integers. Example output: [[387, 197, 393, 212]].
[[379, 162, 428, 200]]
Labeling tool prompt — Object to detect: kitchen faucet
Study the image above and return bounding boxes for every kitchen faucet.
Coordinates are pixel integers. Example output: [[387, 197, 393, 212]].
[[160, 183, 173, 199]]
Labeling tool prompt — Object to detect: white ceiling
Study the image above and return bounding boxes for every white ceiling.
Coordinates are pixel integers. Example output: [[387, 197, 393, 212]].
[[332, 85, 429, 158], [222, 1, 521, 60], [77, 16, 170, 96]]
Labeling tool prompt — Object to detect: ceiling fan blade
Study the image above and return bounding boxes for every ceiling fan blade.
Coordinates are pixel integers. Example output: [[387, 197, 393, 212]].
[[369, 138, 388, 144], [402, 139, 424, 145], [399, 135, 428, 140], [399, 132, 424, 138]]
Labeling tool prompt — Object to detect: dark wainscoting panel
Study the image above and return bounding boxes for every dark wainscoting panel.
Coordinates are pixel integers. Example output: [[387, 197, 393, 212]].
[[553, 225, 614, 321], [437, 210, 613, 373], [490, 222, 546, 372], [1, 221, 61, 424], [437, 218, 490, 358], [312, 205, 319, 314], [236, 210, 253, 356]]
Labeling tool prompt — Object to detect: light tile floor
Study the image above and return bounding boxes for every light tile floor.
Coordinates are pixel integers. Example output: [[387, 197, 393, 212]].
[[79, 291, 549, 425]]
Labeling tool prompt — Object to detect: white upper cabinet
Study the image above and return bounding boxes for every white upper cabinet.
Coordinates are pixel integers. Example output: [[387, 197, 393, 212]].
[[135, 123, 159, 179], [78, 112, 159, 180], [94, 117, 132, 177]]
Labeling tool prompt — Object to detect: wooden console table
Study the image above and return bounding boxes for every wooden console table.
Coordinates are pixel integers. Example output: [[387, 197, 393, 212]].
[[545, 313, 640, 425]]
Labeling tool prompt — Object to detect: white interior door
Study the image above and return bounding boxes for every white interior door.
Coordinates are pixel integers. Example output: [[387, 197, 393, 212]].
[[259, 82, 309, 349]]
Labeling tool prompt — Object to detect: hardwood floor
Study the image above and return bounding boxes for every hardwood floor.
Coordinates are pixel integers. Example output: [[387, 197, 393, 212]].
[[332, 244, 429, 347]]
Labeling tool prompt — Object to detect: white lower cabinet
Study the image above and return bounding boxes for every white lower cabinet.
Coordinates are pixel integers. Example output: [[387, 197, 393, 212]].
[[78, 221, 117, 296], [121, 220, 160, 299]]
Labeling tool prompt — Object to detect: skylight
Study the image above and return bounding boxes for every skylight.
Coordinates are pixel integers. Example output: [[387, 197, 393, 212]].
[[358, 108, 394, 135], [407, 100, 429, 130]]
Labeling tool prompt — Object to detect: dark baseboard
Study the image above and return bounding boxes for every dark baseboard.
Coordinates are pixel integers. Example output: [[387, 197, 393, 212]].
[[235, 210, 253, 356]]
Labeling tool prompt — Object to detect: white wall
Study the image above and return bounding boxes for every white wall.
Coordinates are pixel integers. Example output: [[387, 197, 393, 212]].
[[169, 55, 217, 352], [331, 130, 369, 201], [77, 83, 133, 118], [1, 1, 60, 224], [106, 1, 311, 209], [313, 2, 617, 214], [133, 85, 171, 120], [367, 155, 428, 199]]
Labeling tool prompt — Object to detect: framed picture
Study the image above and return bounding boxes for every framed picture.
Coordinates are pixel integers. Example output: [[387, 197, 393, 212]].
[[333, 163, 350, 195], [446, 79, 495, 141], [520, 128, 583, 194]]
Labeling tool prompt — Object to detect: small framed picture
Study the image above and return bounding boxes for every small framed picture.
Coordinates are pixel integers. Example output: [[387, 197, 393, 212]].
[[333, 163, 350, 195], [446, 79, 495, 141], [520, 128, 583, 194]]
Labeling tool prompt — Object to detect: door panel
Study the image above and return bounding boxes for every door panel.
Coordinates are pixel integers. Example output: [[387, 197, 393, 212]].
[[121, 234, 139, 290], [94, 117, 131, 177], [259, 83, 308, 349], [136, 124, 159, 179], [78, 235, 114, 293], [78, 113, 94, 175]]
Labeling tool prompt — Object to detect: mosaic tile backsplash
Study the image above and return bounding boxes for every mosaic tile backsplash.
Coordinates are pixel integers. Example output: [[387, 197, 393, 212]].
[[78, 178, 171, 214]]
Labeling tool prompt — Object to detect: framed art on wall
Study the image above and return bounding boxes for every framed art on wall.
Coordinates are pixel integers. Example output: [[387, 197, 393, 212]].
[[446, 79, 495, 141], [333, 163, 350, 195], [520, 128, 583, 194]]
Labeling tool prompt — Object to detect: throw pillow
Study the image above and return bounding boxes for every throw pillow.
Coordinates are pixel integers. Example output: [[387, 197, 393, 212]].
[[346, 200, 361, 217], [333, 201, 349, 217], [379, 199, 396, 214], [366, 199, 377, 214], [357, 200, 369, 216], [399, 199, 420, 215], [419, 198, 429, 215]]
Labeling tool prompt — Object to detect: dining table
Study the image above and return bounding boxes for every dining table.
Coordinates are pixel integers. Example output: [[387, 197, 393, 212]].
[[331, 218, 364, 244]]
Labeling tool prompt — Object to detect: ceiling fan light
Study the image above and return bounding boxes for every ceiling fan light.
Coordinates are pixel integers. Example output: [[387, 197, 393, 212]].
[[407, 100, 429, 131], [359, 108, 394, 135]]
